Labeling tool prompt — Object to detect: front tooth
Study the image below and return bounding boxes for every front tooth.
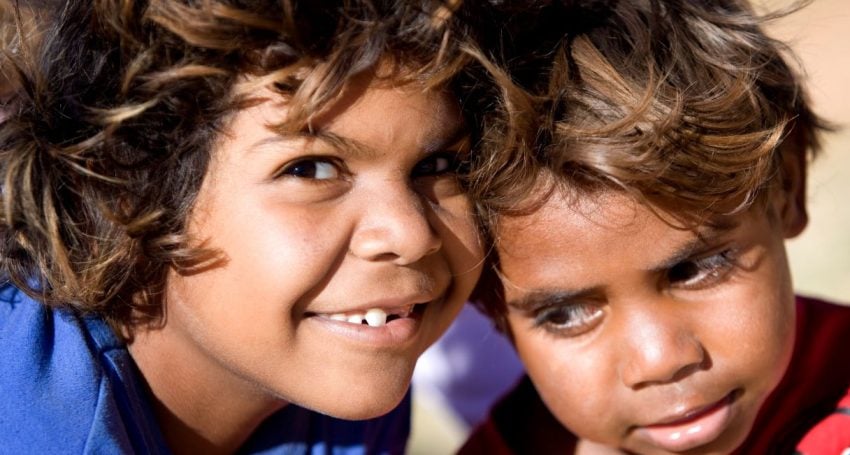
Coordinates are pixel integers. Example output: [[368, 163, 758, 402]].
[[347, 313, 365, 324], [364, 308, 388, 327]]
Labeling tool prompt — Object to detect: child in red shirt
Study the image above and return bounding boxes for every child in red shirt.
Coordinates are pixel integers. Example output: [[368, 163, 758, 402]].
[[460, 0, 850, 452]]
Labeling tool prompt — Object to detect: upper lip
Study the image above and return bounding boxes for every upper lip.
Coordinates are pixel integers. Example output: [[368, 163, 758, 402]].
[[307, 294, 438, 315], [643, 393, 733, 427]]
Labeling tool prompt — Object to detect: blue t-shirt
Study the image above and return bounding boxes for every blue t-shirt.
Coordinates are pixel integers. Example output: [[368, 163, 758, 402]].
[[0, 283, 410, 454]]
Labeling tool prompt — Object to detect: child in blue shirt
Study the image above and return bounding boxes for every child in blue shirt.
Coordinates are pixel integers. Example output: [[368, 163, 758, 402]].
[[0, 0, 488, 453]]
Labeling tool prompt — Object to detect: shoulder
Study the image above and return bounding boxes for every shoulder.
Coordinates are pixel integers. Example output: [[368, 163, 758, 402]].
[[793, 295, 850, 453], [797, 295, 850, 329], [796, 388, 850, 454], [459, 418, 514, 455], [0, 282, 102, 451], [240, 389, 412, 454], [0, 282, 168, 454], [795, 295, 850, 363], [738, 296, 850, 452]]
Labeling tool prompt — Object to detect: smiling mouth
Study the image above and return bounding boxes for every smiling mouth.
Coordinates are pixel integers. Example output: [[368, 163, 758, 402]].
[[307, 304, 425, 328]]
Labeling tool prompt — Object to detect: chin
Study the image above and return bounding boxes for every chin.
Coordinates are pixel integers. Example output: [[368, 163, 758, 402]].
[[316, 384, 411, 420], [292, 364, 415, 420]]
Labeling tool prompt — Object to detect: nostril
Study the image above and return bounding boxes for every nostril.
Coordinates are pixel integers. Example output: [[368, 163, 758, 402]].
[[349, 222, 441, 264], [668, 353, 711, 384], [621, 334, 709, 390], [361, 251, 401, 262]]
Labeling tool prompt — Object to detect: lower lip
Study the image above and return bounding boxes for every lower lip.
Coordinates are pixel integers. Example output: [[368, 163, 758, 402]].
[[637, 393, 736, 452], [304, 308, 426, 349]]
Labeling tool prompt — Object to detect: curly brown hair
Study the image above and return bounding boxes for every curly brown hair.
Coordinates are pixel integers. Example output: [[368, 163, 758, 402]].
[[467, 0, 826, 326], [0, 0, 499, 331], [471, 0, 823, 226]]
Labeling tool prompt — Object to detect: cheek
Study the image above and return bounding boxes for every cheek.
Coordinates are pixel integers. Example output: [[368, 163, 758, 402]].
[[201, 192, 347, 290], [167, 211, 348, 361], [726, 285, 795, 386], [701, 257, 796, 398], [509, 320, 620, 442], [432, 196, 484, 281]]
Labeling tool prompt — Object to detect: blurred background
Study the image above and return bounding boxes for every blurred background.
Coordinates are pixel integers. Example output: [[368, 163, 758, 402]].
[[409, 0, 850, 453], [766, 0, 850, 300]]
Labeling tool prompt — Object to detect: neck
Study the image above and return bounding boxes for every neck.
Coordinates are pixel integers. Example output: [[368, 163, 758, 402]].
[[127, 327, 287, 455]]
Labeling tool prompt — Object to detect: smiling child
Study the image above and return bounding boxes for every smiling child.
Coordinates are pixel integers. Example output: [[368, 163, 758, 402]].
[[461, 0, 850, 453], [0, 0, 486, 453]]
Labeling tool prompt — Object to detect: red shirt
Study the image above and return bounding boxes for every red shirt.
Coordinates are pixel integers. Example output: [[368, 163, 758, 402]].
[[460, 296, 850, 454], [795, 384, 850, 454]]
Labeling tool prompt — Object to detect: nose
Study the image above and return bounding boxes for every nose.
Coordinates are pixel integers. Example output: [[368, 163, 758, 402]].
[[618, 309, 707, 389], [349, 183, 442, 265]]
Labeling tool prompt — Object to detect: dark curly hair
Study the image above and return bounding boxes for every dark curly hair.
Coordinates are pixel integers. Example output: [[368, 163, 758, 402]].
[[467, 0, 826, 327], [472, 0, 823, 222], [0, 0, 506, 332]]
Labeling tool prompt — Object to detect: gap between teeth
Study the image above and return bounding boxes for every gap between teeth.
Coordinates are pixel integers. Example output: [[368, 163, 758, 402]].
[[326, 306, 412, 327]]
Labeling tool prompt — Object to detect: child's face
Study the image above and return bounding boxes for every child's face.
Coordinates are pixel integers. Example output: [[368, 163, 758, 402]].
[[495, 188, 802, 454], [142, 75, 483, 419]]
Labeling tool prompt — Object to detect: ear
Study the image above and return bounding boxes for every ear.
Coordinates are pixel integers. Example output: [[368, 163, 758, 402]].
[[776, 128, 809, 239]]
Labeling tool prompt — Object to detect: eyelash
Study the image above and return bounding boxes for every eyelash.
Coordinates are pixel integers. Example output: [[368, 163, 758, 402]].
[[276, 150, 468, 181], [412, 151, 469, 178], [277, 157, 344, 181], [533, 303, 604, 337], [666, 249, 738, 290]]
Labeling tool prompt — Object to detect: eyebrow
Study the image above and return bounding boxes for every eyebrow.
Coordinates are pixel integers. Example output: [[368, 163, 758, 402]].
[[505, 218, 743, 311], [248, 121, 470, 159], [506, 287, 600, 312], [422, 122, 470, 154]]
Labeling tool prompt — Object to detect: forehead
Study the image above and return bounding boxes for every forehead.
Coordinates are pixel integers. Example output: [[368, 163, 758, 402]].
[[234, 71, 462, 139], [317, 76, 462, 143], [494, 190, 705, 287], [497, 190, 661, 255]]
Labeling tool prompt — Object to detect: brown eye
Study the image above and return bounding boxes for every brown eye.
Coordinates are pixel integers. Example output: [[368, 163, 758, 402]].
[[534, 304, 604, 337], [280, 159, 340, 180], [668, 261, 701, 283], [412, 152, 468, 177], [667, 250, 736, 289]]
